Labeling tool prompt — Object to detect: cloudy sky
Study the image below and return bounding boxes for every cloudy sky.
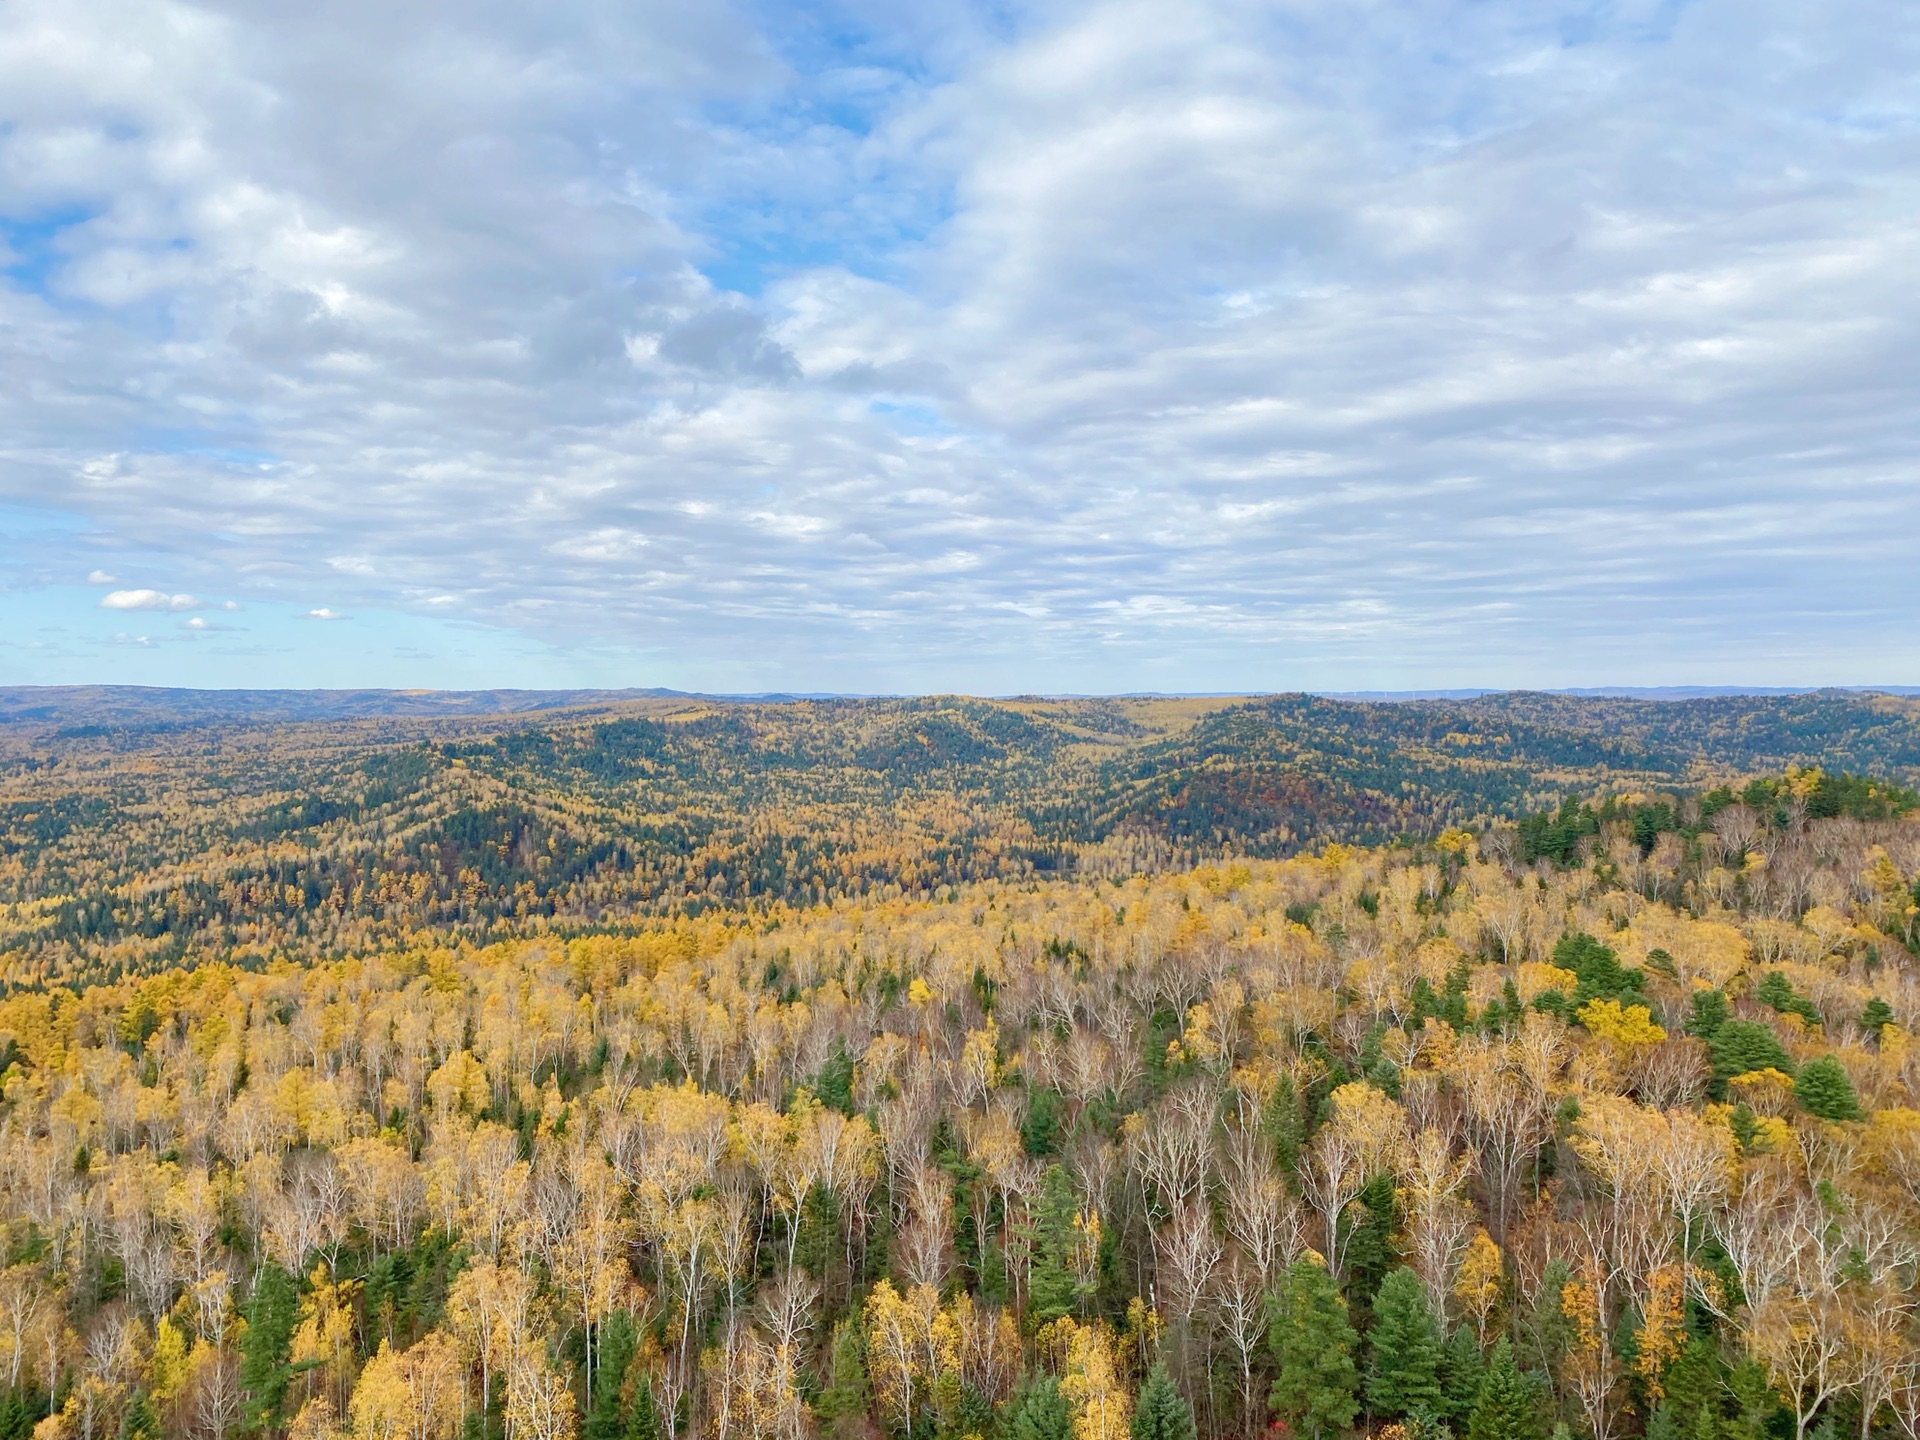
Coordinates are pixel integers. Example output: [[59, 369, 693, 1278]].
[[2, 0, 1917, 693]]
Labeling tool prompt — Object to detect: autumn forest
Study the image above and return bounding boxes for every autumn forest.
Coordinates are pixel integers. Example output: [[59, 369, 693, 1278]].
[[1, 689, 1919, 1440]]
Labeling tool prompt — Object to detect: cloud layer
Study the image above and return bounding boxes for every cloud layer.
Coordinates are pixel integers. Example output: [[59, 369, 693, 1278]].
[[3, 0, 1918, 689]]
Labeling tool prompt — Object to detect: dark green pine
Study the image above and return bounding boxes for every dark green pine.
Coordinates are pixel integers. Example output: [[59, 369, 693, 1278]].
[[1008, 1376, 1073, 1440], [1793, 1055, 1862, 1122], [1367, 1268, 1446, 1419], [1131, 1366, 1198, 1440], [1467, 1340, 1544, 1440], [1269, 1260, 1362, 1440]]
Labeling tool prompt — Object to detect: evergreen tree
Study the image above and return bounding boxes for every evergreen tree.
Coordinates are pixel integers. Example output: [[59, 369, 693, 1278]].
[[1131, 1367, 1197, 1440], [1022, 1087, 1063, 1158], [1662, 1335, 1731, 1436], [1709, 1022, 1795, 1086], [1007, 1377, 1073, 1440], [1646, 1404, 1680, 1440], [1725, 1362, 1781, 1440], [818, 1318, 870, 1423], [1794, 1055, 1862, 1122], [1685, 991, 1730, 1041], [625, 1376, 663, 1440], [118, 1392, 160, 1440], [1269, 1259, 1361, 1440], [795, 1184, 843, 1283], [1755, 973, 1822, 1027], [1006, 1382, 1082, 1440], [239, 1262, 299, 1433], [1556, 933, 1643, 1007], [1264, 1072, 1305, 1173], [935, 1371, 993, 1440], [1860, 998, 1895, 1037], [1367, 1269, 1445, 1419], [0, 1393, 35, 1440], [584, 1312, 638, 1440], [815, 1041, 857, 1115], [1517, 1261, 1573, 1382], [1343, 1176, 1399, 1312], [1467, 1340, 1543, 1440], [1440, 1327, 1486, 1429], [1028, 1164, 1079, 1325]]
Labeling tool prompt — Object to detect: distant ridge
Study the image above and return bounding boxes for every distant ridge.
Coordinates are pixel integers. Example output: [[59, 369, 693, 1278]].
[[5, 686, 1919, 985], [2, 683, 1917, 726], [1320, 685, 1920, 701]]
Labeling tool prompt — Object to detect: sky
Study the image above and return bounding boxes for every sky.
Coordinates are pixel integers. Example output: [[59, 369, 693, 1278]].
[[1, 0, 1918, 695]]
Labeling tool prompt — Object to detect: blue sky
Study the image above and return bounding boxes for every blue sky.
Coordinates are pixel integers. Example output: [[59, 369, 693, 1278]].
[[2, 0, 1918, 693]]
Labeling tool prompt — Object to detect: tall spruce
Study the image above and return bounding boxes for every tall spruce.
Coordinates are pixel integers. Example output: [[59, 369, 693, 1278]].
[[239, 1263, 298, 1434], [584, 1312, 638, 1440], [1441, 1327, 1487, 1428], [818, 1318, 870, 1423], [1131, 1366, 1197, 1440], [1007, 1377, 1073, 1440], [1468, 1340, 1544, 1440], [1269, 1259, 1361, 1440], [1367, 1268, 1446, 1419], [625, 1376, 663, 1440], [1028, 1164, 1080, 1324]]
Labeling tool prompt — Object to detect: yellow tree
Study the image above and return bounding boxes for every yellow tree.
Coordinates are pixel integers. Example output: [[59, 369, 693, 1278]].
[[1057, 1319, 1131, 1440], [446, 1259, 535, 1419], [1402, 1127, 1478, 1323], [349, 1332, 466, 1440], [865, 1280, 932, 1439], [1634, 1264, 1687, 1400], [505, 1346, 576, 1440], [1563, 1258, 1624, 1440], [1454, 1230, 1503, 1344], [290, 1267, 363, 1420]]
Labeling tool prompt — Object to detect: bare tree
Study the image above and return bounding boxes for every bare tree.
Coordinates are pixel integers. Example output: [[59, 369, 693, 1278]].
[[1215, 1255, 1268, 1438]]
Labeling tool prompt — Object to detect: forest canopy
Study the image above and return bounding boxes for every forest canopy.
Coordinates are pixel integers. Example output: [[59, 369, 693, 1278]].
[[1, 745, 1919, 1440]]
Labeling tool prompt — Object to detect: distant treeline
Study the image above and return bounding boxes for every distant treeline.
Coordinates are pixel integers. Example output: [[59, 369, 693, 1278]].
[[1, 691, 1918, 986]]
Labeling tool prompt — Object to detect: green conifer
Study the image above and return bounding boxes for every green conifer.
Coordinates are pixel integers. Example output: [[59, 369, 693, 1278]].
[[625, 1376, 663, 1440], [1344, 1176, 1399, 1311], [118, 1391, 160, 1440], [239, 1262, 298, 1433], [817, 1318, 870, 1423], [1685, 991, 1730, 1041], [584, 1312, 638, 1440], [1007, 1376, 1073, 1440], [1794, 1055, 1862, 1122], [1028, 1164, 1080, 1324], [1269, 1259, 1361, 1440], [1709, 1022, 1795, 1085], [1367, 1269, 1445, 1419], [1467, 1340, 1543, 1440], [1131, 1366, 1198, 1440], [1440, 1327, 1486, 1428]]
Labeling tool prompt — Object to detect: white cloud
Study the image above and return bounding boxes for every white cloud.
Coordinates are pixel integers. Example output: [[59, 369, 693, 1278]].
[[302, 607, 346, 621], [87, 569, 116, 583], [100, 589, 200, 611], [3, 0, 1920, 688]]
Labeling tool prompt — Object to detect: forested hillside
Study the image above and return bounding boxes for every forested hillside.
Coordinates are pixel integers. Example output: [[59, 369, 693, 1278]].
[[3, 690, 1919, 987], [2, 792, 1919, 1440]]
